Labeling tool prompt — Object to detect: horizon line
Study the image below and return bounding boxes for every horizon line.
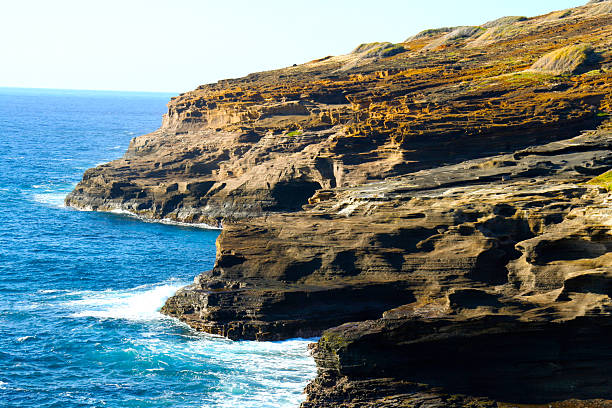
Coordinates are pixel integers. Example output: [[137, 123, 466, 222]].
[[0, 85, 181, 95]]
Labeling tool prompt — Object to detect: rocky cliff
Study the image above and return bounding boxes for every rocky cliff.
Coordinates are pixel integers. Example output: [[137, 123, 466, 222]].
[[67, 1, 612, 406]]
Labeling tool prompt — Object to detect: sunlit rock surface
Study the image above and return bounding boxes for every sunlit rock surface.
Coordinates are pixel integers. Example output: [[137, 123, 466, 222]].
[[68, 1, 612, 406]]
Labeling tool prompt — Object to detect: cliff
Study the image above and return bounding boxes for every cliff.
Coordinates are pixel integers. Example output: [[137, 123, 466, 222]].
[[67, 1, 612, 406]]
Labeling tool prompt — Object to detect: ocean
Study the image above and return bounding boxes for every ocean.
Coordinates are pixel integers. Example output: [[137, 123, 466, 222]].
[[0, 88, 316, 407]]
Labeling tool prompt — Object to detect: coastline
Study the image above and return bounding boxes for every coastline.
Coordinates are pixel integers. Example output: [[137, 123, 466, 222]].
[[1, 86, 319, 407], [64, 1, 612, 406], [71, 204, 223, 230]]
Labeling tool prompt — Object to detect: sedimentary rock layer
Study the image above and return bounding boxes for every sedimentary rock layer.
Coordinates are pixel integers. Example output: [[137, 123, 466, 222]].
[[67, 1, 612, 406], [66, 0, 611, 226]]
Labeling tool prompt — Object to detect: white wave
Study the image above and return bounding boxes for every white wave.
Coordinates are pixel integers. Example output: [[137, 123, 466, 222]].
[[150, 217, 221, 230], [108, 208, 133, 215], [66, 282, 185, 321], [17, 335, 35, 342], [129, 335, 317, 408], [31, 192, 67, 208], [210, 338, 317, 408], [38, 289, 70, 294], [58, 191, 220, 229], [0, 381, 6, 389], [59, 282, 317, 407], [107, 208, 221, 230]]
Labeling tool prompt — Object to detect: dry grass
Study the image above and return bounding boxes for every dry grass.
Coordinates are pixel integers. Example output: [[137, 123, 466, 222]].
[[352, 42, 406, 59], [529, 43, 595, 75], [422, 26, 483, 50]]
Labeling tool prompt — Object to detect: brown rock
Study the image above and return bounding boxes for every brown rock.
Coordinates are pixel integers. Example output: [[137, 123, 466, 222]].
[[66, 1, 612, 406]]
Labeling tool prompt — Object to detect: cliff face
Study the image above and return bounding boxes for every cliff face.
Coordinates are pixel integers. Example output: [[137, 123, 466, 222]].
[[67, 1, 612, 406], [66, 1, 611, 226]]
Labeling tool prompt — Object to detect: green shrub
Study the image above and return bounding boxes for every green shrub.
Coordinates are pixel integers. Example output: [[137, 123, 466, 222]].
[[587, 170, 612, 191]]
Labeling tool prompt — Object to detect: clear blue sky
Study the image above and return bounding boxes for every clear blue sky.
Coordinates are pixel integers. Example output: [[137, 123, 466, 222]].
[[0, 0, 586, 93]]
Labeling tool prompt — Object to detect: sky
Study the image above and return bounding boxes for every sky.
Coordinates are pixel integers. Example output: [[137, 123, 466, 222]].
[[0, 0, 587, 94]]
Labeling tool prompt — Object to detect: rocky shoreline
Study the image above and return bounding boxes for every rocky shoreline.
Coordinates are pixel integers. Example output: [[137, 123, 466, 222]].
[[67, 1, 612, 406]]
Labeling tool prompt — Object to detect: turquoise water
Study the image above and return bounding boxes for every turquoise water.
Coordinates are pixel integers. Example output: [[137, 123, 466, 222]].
[[0, 88, 316, 407]]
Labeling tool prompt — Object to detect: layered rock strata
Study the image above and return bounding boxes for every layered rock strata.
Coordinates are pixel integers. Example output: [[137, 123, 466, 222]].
[[66, 0, 612, 226], [67, 1, 612, 406]]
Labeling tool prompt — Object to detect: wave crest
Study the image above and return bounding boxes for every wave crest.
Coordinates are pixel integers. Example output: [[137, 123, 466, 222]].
[[65, 283, 185, 321]]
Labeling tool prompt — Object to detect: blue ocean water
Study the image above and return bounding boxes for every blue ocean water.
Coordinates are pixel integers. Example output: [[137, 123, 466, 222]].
[[0, 88, 316, 407]]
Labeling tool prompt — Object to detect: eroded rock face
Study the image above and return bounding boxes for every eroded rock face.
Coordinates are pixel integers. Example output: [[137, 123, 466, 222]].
[[157, 128, 612, 405], [162, 129, 612, 341], [65, 0, 612, 226], [67, 1, 612, 406]]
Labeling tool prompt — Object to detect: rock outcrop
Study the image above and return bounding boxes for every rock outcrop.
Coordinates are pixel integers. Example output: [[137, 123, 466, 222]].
[[67, 1, 612, 406], [65, 0, 612, 227]]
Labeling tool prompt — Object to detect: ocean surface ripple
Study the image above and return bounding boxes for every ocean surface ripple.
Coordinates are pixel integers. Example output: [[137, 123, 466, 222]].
[[0, 88, 316, 408]]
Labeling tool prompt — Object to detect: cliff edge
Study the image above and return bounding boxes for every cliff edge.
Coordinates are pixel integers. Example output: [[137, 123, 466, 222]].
[[67, 1, 612, 406]]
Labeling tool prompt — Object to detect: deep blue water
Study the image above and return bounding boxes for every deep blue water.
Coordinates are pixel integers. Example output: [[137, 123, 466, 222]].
[[0, 88, 316, 407]]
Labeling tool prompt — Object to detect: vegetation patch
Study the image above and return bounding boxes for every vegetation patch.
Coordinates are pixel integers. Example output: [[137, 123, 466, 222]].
[[353, 42, 407, 59], [587, 170, 612, 191], [501, 71, 557, 87], [529, 43, 599, 75], [321, 330, 351, 350], [468, 23, 530, 47], [408, 27, 454, 41], [423, 26, 484, 50], [287, 130, 302, 137], [376, 44, 406, 58], [482, 16, 527, 29]]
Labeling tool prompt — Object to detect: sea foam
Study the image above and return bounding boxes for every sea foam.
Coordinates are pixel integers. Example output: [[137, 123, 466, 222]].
[[66, 282, 185, 321], [108, 208, 221, 229], [31, 192, 67, 208]]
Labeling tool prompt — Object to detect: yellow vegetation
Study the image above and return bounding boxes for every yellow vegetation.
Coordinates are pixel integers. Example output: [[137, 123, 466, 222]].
[[529, 43, 594, 75]]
